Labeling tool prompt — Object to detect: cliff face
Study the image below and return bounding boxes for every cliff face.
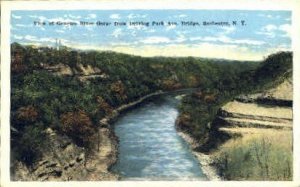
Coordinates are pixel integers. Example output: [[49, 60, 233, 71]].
[[12, 128, 87, 181], [217, 77, 292, 135], [12, 126, 118, 181], [41, 62, 109, 81]]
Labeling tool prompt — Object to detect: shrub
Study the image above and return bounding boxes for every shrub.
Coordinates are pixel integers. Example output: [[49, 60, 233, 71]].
[[12, 125, 46, 166], [15, 105, 38, 125], [60, 110, 95, 147], [214, 133, 292, 180]]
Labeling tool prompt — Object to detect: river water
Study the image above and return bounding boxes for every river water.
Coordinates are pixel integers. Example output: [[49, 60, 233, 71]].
[[111, 92, 207, 180]]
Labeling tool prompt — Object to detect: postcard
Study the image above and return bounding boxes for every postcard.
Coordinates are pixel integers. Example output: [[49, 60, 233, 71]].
[[1, 0, 300, 187]]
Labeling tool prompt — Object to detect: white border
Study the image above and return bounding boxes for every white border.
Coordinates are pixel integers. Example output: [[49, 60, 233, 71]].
[[1, 1, 300, 187]]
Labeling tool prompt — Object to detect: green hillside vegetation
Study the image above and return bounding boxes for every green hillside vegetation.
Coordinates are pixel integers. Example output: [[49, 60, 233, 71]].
[[177, 51, 292, 145], [10, 43, 258, 166], [176, 51, 293, 180]]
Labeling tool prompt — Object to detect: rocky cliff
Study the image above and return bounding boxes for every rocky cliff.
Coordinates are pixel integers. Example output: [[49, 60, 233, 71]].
[[41, 62, 109, 81], [217, 77, 293, 135], [12, 126, 118, 181]]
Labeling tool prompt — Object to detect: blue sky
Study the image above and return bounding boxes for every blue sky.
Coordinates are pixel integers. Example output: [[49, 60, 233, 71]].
[[11, 10, 291, 60]]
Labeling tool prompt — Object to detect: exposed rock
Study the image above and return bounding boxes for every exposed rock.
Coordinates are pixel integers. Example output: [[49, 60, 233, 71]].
[[41, 62, 109, 81], [218, 77, 293, 133], [12, 128, 88, 181], [41, 63, 73, 76], [12, 91, 166, 181], [235, 78, 293, 107], [76, 63, 102, 76], [218, 101, 292, 130], [235, 93, 262, 103]]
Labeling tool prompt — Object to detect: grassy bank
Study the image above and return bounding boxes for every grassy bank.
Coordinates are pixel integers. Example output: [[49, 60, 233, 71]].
[[213, 129, 292, 180]]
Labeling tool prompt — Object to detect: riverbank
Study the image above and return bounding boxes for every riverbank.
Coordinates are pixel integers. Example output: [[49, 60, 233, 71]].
[[177, 131, 221, 181], [87, 91, 165, 180]]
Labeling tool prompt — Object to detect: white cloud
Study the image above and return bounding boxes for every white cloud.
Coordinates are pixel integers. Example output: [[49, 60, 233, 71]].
[[127, 14, 147, 19], [29, 15, 47, 21], [39, 37, 55, 43], [142, 36, 171, 44], [255, 31, 275, 38], [221, 26, 236, 35], [55, 29, 65, 33], [68, 14, 81, 19], [178, 14, 187, 18], [23, 35, 55, 43], [131, 30, 137, 37], [258, 14, 274, 19], [48, 17, 79, 23], [127, 14, 135, 19], [166, 24, 176, 31], [146, 29, 156, 33], [174, 33, 186, 43], [111, 28, 123, 38], [189, 36, 202, 41], [88, 14, 97, 19], [259, 14, 284, 20], [13, 35, 23, 40], [190, 36, 264, 45], [257, 24, 291, 38], [110, 14, 121, 19], [24, 35, 37, 41], [231, 38, 265, 45], [264, 24, 277, 32], [255, 24, 277, 38], [174, 14, 187, 18], [279, 24, 291, 38], [16, 24, 30, 28], [128, 24, 148, 31], [12, 14, 21, 19], [110, 42, 133, 46], [86, 25, 95, 31]]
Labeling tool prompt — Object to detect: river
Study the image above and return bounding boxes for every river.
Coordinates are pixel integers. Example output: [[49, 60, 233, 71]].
[[111, 92, 207, 180]]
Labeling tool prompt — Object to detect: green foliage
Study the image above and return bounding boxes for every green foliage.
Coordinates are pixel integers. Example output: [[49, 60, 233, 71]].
[[177, 51, 292, 146], [9, 42, 263, 166], [215, 137, 292, 180], [11, 124, 46, 166], [177, 51, 293, 180]]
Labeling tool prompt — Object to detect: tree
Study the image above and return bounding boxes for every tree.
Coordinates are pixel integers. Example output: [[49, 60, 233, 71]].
[[60, 110, 95, 147]]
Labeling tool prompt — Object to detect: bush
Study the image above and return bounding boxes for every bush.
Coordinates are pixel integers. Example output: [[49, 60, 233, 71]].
[[214, 133, 292, 180], [12, 125, 46, 166], [16, 105, 38, 124], [60, 110, 95, 147]]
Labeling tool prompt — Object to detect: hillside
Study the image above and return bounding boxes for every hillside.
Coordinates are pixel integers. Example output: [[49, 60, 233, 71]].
[[10, 43, 257, 180], [176, 51, 293, 180]]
